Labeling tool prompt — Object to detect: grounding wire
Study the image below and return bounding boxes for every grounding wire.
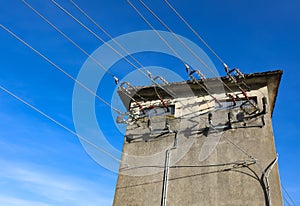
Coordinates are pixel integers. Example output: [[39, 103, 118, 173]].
[[0, 23, 121, 115], [0, 84, 121, 163]]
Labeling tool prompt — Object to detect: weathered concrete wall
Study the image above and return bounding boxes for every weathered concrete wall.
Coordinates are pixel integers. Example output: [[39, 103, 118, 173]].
[[113, 71, 283, 206]]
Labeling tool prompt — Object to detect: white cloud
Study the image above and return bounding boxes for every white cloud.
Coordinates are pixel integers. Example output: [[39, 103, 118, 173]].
[[0, 195, 51, 206], [0, 159, 114, 206]]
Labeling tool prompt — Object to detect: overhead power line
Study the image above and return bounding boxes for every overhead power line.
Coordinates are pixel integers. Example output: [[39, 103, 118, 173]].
[[50, 0, 176, 97], [135, 0, 258, 109], [0, 23, 121, 114], [162, 0, 227, 68], [282, 184, 297, 206], [21, 0, 146, 114], [0, 84, 121, 163]]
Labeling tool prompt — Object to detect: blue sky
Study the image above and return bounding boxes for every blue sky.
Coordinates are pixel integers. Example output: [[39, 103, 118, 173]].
[[0, 0, 299, 205]]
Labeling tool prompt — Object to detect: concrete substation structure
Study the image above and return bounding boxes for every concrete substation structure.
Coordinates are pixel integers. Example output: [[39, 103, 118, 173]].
[[113, 70, 283, 206]]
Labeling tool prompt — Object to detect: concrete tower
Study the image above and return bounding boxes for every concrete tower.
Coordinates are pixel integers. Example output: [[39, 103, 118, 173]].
[[113, 70, 283, 206]]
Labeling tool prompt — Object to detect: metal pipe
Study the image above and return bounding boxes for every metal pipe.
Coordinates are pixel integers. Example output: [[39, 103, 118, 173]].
[[264, 156, 279, 206], [161, 131, 178, 206]]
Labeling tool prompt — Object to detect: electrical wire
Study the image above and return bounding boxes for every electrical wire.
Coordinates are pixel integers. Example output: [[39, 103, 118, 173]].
[[0, 23, 121, 115], [282, 184, 297, 206], [283, 196, 292, 206], [162, 0, 263, 100], [162, 0, 226, 67], [53, 0, 227, 113], [129, 0, 254, 112], [21, 0, 147, 112], [16, 0, 261, 177], [127, 0, 213, 107], [136, 0, 237, 95], [136, 0, 260, 111], [50, 0, 176, 97], [68, 0, 185, 98], [0, 84, 121, 163], [68, 1, 269, 192], [21, 1, 207, 129]]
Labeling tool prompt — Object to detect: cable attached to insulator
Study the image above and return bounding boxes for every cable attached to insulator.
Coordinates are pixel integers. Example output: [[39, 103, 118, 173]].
[[226, 93, 237, 106], [188, 70, 206, 81], [161, 98, 170, 112], [114, 76, 119, 85], [212, 95, 222, 108], [153, 76, 169, 85], [146, 70, 153, 79], [119, 81, 145, 111], [241, 89, 249, 100], [185, 64, 221, 107]]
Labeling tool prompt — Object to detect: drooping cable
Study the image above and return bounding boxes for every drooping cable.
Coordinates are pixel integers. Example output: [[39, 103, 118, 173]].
[[0, 84, 121, 163]]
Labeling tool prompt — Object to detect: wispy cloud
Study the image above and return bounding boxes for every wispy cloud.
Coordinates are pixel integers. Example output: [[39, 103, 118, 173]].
[[0, 159, 114, 206], [0, 195, 51, 206]]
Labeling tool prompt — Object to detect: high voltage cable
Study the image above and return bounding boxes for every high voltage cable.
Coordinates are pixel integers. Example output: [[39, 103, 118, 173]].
[[21, 0, 115, 79], [52, 0, 230, 112], [21, 0, 144, 113], [68, 0, 149, 70], [45, 0, 256, 163], [0, 23, 121, 115], [53, 0, 214, 115], [135, 0, 259, 109], [282, 184, 297, 206], [135, 0, 237, 94], [49, 0, 176, 97], [10, 0, 261, 177], [162, 0, 227, 68], [161, 0, 260, 100], [0, 84, 121, 163], [127, 0, 213, 107], [19, 0, 210, 125], [129, 0, 247, 109], [61, 0, 267, 186]]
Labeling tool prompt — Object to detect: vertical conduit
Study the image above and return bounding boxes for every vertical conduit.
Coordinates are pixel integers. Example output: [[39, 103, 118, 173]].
[[161, 131, 178, 206]]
